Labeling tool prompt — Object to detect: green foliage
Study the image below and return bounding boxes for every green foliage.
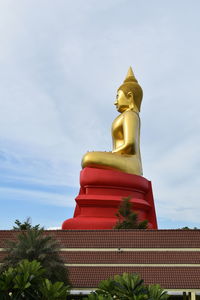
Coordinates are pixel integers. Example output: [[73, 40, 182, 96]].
[[112, 273, 147, 299], [85, 293, 113, 300], [114, 197, 148, 229], [97, 277, 117, 298], [13, 217, 41, 231], [0, 266, 16, 296], [85, 273, 168, 300], [97, 273, 147, 300], [0, 259, 45, 299], [179, 226, 198, 230], [2, 229, 68, 284], [39, 279, 70, 300], [0, 259, 70, 300], [147, 284, 169, 300], [12, 259, 45, 299]]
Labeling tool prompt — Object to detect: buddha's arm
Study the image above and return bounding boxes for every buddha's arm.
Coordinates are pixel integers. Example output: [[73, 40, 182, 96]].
[[112, 111, 139, 155]]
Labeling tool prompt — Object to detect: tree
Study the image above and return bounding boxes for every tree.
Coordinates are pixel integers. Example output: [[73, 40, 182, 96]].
[[0, 259, 70, 300], [147, 284, 169, 300], [179, 227, 198, 230], [13, 217, 40, 231], [84, 273, 169, 300], [97, 273, 146, 300], [114, 197, 148, 229], [2, 228, 68, 284]]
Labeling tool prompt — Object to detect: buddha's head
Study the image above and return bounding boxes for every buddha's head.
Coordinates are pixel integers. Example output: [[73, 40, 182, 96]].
[[114, 67, 143, 113]]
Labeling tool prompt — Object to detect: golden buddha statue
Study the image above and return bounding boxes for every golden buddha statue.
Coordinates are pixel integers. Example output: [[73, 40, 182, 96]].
[[81, 67, 143, 176]]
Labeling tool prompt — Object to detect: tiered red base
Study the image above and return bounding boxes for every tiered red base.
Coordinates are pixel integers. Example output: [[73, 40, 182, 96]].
[[62, 167, 157, 230]]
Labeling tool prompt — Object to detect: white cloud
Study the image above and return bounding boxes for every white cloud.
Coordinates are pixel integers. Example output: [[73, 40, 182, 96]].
[[0, 186, 75, 208], [0, 0, 200, 228]]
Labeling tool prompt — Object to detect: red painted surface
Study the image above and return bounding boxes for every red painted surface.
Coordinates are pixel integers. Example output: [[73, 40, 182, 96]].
[[62, 167, 157, 230]]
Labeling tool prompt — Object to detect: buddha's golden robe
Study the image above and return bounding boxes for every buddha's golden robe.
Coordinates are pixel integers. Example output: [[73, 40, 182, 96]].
[[82, 110, 142, 176]]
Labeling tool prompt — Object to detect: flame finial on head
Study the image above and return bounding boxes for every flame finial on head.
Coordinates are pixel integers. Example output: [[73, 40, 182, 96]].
[[124, 66, 138, 83]]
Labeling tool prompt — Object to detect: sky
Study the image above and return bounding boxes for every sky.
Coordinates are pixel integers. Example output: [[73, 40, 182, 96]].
[[0, 0, 200, 230]]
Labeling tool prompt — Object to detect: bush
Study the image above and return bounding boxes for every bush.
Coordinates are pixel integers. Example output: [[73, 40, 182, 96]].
[[0, 259, 70, 300], [84, 273, 169, 300]]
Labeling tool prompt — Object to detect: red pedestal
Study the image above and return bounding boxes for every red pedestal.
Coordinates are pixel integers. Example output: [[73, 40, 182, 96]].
[[62, 167, 158, 230]]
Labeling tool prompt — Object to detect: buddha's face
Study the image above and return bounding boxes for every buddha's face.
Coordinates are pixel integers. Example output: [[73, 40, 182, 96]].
[[114, 89, 131, 113]]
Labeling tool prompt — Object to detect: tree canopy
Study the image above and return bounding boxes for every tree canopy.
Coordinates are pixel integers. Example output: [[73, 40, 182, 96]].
[[114, 197, 148, 229]]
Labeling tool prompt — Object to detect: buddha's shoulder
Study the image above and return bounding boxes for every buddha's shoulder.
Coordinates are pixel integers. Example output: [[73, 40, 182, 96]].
[[123, 110, 139, 119]]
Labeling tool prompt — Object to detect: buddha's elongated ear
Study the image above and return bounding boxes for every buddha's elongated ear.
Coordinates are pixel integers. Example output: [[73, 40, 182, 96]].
[[127, 92, 134, 110]]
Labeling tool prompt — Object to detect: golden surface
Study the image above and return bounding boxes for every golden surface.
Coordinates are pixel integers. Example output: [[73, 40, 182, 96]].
[[82, 67, 143, 175]]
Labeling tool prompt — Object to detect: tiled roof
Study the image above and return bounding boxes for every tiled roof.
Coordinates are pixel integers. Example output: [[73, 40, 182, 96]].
[[60, 251, 200, 264], [68, 266, 200, 289], [1, 229, 200, 248], [0, 231, 20, 247], [1, 230, 200, 289], [48, 230, 200, 248]]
